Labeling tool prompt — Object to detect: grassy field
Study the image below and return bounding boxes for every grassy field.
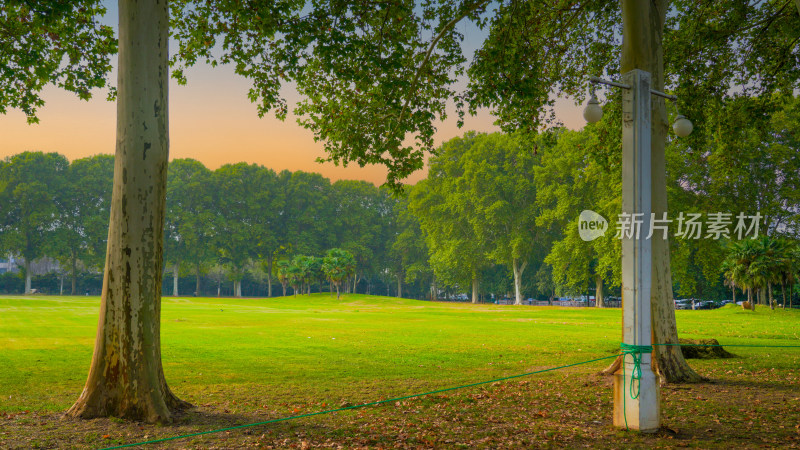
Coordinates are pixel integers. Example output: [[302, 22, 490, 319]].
[[1, 294, 799, 449]]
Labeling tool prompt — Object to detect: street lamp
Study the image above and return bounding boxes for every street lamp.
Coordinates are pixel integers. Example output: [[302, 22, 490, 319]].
[[584, 77, 693, 138], [672, 114, 693, 137], [585, 71, 697, 433], [583, 93, 603, 123]]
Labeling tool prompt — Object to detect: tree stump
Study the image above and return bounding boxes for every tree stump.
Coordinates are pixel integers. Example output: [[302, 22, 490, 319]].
[[679, 339, 735, 359]]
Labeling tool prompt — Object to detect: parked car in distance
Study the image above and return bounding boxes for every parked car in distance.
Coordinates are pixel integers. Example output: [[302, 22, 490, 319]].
[[674, 299, 691, 310]]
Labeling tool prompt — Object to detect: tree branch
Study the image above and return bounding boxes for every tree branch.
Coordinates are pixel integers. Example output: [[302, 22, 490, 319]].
[[392, 0, 491, 134]]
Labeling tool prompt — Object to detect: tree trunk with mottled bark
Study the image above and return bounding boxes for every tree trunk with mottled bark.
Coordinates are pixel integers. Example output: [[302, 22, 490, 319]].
[[472, 277, 479, 304], [595, 273, 604, 308], [67, 0, 189, 423], [512, 258, 527, 305]]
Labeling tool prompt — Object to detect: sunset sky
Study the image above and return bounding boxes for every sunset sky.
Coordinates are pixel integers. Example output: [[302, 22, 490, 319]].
[[0, 4, 586, 186]]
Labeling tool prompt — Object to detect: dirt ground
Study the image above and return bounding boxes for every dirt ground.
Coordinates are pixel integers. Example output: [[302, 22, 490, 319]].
[[2, 367, 799, 449]]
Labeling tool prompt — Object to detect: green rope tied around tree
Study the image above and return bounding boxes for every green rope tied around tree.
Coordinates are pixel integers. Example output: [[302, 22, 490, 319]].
[[619, 343, 653, 430]]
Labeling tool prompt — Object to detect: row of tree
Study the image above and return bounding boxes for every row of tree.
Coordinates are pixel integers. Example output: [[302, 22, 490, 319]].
[[0, 153, 417, 298], [3, 99, 800, 305], [4, 102, 799, 307]]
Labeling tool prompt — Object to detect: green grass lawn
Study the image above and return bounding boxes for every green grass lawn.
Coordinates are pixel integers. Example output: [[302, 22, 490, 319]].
[[1, 294, 798, 448]]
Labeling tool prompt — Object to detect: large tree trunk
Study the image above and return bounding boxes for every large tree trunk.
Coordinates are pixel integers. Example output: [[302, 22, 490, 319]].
[[172, 262, 179, 297], [71, 249, 78, 295], [282, 282, 286, 297], [67, 0, 188, 423], [621, 0, 702, 383], [24, 259, 31, 294], [472, 277, 479, 304], [511, 258, 527, 305], [595, 273, 604, 308]]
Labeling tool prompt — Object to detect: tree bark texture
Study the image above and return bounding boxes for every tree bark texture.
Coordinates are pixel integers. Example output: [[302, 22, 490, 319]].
[[621, 0, 702, 383], [512, 258, 526, 305], [24, 259, 31, 294], [67, 0, 189, 422], [472, 277, 479, 304], [172, 262, 179, 297], [595, 273, 604, 308], [397, 275, 402, 298]]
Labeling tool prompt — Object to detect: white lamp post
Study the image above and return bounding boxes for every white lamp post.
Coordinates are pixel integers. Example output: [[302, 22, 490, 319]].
[[586, 72, 691, 433]]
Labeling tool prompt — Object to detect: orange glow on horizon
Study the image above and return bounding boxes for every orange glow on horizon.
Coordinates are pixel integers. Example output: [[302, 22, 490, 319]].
[[0, 65, 585, 185]]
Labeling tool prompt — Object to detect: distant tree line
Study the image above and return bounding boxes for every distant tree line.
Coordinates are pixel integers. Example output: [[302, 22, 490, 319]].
[[0, 153, 427, 298], [1, 94, 799, 304]]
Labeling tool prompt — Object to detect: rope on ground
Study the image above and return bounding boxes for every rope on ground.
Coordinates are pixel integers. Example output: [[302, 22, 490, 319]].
[[99, 354, 619, 450], [99, 342, 800, 449], [653, 343, 800, 347]]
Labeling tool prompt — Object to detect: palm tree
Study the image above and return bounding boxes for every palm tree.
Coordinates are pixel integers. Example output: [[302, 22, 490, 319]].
[[777, 240, 800, 309], [276, 260, 290, 297], [322, 248, 356, 300], [724, 236, 799, 311], [723, 239, 759, 310], [721, 259, 739, 304]]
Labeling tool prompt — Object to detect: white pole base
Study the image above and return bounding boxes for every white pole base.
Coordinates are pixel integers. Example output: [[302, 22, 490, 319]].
[[613, 362, 660, 432]]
